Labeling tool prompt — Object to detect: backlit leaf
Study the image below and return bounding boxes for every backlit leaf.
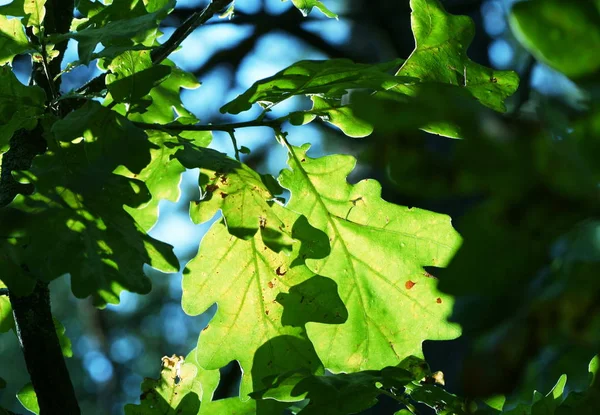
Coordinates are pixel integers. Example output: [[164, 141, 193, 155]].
[[279, 144, 461, 373], [0, 0, 46, 29], [221, 59, 405, 115], [390, 0, 518, 136], [287, 0, 338, 19], [175, 145, 294, 253], [0, 16, 30, 65], [182, 204, 330, 398]]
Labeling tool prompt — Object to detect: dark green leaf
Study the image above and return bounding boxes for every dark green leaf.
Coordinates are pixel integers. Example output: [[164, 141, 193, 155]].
[[510, 0, 600, 79], [220, 58, 405, 115]]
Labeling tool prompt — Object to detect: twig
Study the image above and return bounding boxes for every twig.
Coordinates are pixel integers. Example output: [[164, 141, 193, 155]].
[[151, 0, 234, 63], [227, 131, 241, 160], [76, 0, 233, 98], [133, 116, 286, 133]]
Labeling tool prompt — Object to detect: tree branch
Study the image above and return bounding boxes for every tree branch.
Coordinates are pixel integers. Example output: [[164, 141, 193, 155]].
[[133, 117, 286, 133], [76, 0, 233, 99], [10, 282, 80, 414], [151, 0, 233, 63]]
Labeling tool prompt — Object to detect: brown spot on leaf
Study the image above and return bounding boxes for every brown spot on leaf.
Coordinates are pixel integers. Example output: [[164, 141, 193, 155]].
[[490, 77, 498, 83], [276, 266, 286, 276], [220, 192, 228, 198], [301, 158, 306, 162], [267, 281, 274, 289], [206, 184, 218, 193], [202, 325, 210, 331], [265, 310, 269, 315], [436, 297, 442, 304], [405, 280, 416, 289]]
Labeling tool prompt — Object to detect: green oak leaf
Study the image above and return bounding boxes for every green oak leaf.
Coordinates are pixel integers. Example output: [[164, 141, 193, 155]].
[[123, 61, 201, 124], [124, 355, 201, 415], [287, 0, 338, 18], [0, 0, 46, 29], [0, 66, 46, 151], [175, 145, 294, 253], [0, 108, 178, 305], [54, 0, 175, 64], [52, 101, 151, 174], [510, 0, 600, 79], [106, 50, 171, 104], [17, 383, 39, 415], [0, 15, 30, 65], [254, 365, 416, 414], [182, 204, 329, 399], [116, 130, 210, 232], [53, 318, 72, 358], [290, 95, 374, 138], [391, 0, 518, 133], [279, 144, 461, 373], [221, 58, 405, 115], [185, 349, 259, 414]]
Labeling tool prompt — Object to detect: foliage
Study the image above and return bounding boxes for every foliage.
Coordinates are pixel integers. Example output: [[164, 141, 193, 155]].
[[0, 0, 599, 414]]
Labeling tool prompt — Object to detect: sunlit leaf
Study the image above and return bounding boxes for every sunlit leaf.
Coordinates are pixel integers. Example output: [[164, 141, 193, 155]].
[[390, 0, 518, 135], [0, 0, 46, 29], [16, 383, 39, 415], [221, 59, 405, 115], [182, 204, 330, 398], [175, 145, 294, 253], [279, 144, 461, 373], [287, 0, 338, 18], [0, 15, 30, 65], [124, 355, 201, 415]]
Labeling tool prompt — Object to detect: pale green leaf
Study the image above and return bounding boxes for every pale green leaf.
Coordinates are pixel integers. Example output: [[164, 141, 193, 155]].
[[17, 383, 39, 415], [0, 16, 30, 65], [116, 130, 208, 232], [182, 204, 328, 399], [291, 95, 373, 138], [390, 0, 518, 136], [175, 145, 294, 253], [0, 0, 46, 29], [106, 50, 171, 103], [288, 0, 338, 18], [279, 144, 462, 373], [124, 356, 201, 415], [0, 66, 46, 151], [53, 318, 73, 358], [510, 0, 600, 79], [221, 59, 405, 115]]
